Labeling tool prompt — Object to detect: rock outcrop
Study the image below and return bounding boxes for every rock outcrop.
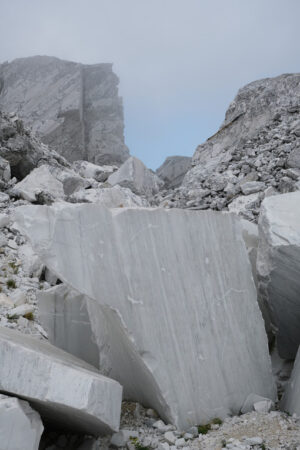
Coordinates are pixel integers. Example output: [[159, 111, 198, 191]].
[[15, 204, 276, 430], [157, 74, 300, 220], [0, 327, 122, 434], [108, 156, 163, 198], [257, 191, 300, 359], [156, 156, 191, 189], [0, 56, 129, 165], [0, 394, 44, 450]]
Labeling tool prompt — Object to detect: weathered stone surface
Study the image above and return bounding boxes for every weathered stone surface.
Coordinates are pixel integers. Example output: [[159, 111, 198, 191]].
[[38, 284, 99, 368], [11, 165, 64, 202], [0, 56, 130, 165], [68, 185, 149, 207], [281, 346, 300, 416], [156, 156, 191, 188], [72, 160, 118, 182], [0, 326, 122, 434], [257, 191, 300, 359], [108, 156, 163, 198], [0, 110, 69, 180], [0, 394, 44, 450], [15, 204, 276, 430]]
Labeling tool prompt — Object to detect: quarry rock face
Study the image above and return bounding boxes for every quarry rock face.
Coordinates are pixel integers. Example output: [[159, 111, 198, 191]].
[[257, 191, 300, 359], [0, 394, 44, 450], [158, 74, 300, 219], [0, 56, 129, 165], [0, 327, 122, 434], [38, 284, 99, 368], [108, 156, 163, 198], [15, 204, 276, 430], [281, 346, 300, 416], [156, 156, 191, 188]]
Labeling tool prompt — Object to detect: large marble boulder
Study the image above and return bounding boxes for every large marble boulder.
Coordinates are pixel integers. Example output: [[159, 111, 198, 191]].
[[11, 165, 65, 202], [0, 327, 122, 434], [257, 191, 300, 359], [0, 394, 44, 450], [15, 204, 276, 430], [38, 284, 99, 368], [0, 56, 129, 165], [156, 156, 191, 188], [281, 345, 300, 416], [108, 156, 163, 198]]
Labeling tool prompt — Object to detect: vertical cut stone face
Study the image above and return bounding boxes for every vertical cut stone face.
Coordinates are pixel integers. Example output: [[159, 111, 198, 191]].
[[0, 327, 122, 435], [281, 346, 300, 415], [257, 191, 300, 359], [15, 205, 276, 430], [0, 56, 129, 164]]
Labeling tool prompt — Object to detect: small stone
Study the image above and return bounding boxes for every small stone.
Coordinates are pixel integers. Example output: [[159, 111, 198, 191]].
[[175, 438, 185, 447], [7, 304, 34, 319], [110, 430, 139, 448], [164, 431, 176, 444]]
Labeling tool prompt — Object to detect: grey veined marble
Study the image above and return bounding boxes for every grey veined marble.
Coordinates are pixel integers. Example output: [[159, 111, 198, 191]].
[[0, 56, 129, 165], [281, 346, 300, 416], [15, 205, 276, 430], [257, 191, 300, 359], [0, 327, 122, 434]]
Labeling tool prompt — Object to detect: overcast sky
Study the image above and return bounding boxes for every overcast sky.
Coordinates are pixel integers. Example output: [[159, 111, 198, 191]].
[[1, 0, 300, 169]]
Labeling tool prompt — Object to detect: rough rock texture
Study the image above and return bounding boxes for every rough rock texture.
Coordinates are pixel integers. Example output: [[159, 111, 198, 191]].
[[0, 56, 129, 165], [72, 160, 118, 182], [0, 327, 122, 434], [15, 204, 276, 430], [156, 156, 191, 188], [0, 394, 44, 450], [156, 74, 300, 220], [38, 284, 99, 367], [257, 191, 300, 359], [108, 156, 163, 198], [0, 110, 69, 180], [68, 185, 149, 207], [281, 345, 300, 417]]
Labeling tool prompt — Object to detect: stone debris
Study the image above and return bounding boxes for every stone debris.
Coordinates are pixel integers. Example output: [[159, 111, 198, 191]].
[[15, 204, 276, 430], [68, 184, 149, 207], [0, 394, 44, 450], [72, 160, 118, 182], [0, 327, 122, 434], [108, 156, 164, 198], [257, 191, 300, 359]]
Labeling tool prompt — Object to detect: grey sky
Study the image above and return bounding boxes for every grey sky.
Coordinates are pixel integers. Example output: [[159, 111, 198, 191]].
[[1, 0, 300, 168]]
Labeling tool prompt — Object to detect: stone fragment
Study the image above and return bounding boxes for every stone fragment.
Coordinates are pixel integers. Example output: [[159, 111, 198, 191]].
[[0, 155, 11, 182], [241, 393, 274, 414], [12, 165, 64, 202], [0, 293, 14, 307], [240, 181, 266, 195], [15, 204, 276, 430], [0, 212, 10, 228], [108, 156, 163, 197], [257, 191, 300, 358], [0, 327, 122, 434], [228, 193, 260, 218], [73, 160, 118, 182], [281, 346, 300, 416], [156, 156, 191, 188], [38, 284, 99, 367], [0, 394, 43, 450], [287, 146, 300, 169], [7, 303, 34, 318], [69, 185, 148, 207], [110, 429, 138, 448]]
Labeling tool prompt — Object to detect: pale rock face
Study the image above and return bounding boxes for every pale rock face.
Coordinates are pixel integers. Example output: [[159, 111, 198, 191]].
[[38, 284, 99, 367], [0, 56, 130, 165], [0, 327, 122, 434], [156, 156, 191, 188], [0, 394, 44, 450], [108, 157, 164, 198], [69, 185, 149, 207], [11, 165, 65, 202], [15, 204, 276, 430], [257, 191, 300, 359], [72, 160, 118, 182], [281, 346, 300, 416]]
